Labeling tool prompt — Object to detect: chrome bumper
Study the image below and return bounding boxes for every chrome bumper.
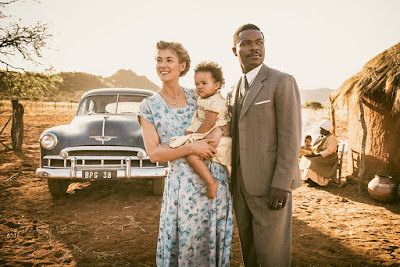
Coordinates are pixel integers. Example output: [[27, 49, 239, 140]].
[[36, 155, 168, 180], [36, 166, 168, 180], [36, 146, 169, 180]]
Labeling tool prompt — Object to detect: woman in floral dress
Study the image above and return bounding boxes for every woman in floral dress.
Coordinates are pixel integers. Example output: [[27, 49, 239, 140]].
[[138, 40, 233, 266]]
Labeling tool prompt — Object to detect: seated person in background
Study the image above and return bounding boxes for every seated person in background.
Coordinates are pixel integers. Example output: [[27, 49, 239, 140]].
[[299, 135, 312, 157], [302, 135, 312, 150], [299, 120, 338, 186]]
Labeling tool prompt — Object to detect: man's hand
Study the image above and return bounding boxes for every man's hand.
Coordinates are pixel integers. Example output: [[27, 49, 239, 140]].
[[267, 187, 289, 210], [204, 127, 223, 148]]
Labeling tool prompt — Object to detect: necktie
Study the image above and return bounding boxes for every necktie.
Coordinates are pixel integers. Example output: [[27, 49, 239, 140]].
[[240, 75, 249, 99]]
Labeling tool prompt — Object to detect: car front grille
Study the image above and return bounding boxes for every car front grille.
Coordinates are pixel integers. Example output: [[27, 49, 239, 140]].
[[42, 146, 166, 169]]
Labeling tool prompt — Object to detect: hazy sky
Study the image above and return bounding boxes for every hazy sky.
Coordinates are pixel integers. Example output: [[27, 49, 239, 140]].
[[5, 0, 400, 90]]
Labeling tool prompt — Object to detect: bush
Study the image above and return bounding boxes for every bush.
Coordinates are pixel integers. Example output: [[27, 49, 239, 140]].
[[305, 101, 323, 110]]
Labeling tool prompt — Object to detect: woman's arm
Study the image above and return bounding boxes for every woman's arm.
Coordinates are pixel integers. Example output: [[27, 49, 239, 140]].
[[139, 117, 217, 162], [318, 135, 338, 157]]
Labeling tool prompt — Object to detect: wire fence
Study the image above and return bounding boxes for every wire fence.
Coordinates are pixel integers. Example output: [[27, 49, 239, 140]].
[[0, 100, 79, 113]]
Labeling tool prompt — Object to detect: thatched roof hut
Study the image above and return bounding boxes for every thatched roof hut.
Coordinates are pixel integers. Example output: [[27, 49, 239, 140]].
[[331, 42, 400, 184]]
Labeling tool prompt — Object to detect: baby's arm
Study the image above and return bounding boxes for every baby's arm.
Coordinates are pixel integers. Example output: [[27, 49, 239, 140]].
[[195, 110, 218, 133]]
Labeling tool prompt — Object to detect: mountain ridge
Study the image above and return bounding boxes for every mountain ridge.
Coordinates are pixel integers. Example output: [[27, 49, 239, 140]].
[[299, 87, 335, 105]]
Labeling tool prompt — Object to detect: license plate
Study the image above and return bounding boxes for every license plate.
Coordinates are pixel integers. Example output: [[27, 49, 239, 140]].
[[82, 170, 117, 179]]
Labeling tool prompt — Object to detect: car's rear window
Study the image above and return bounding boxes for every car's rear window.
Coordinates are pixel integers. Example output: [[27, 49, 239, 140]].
[[77, 94, 147, 116]]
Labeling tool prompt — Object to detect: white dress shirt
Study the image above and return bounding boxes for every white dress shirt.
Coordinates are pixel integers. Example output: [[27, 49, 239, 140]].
[[244, 63, 263, 87]]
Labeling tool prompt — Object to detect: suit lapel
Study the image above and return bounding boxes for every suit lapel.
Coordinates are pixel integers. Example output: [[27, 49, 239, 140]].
[[240, 64, 269, 119]]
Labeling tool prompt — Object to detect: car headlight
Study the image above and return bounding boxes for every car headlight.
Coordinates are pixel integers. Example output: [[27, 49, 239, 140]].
[[40, 133, 58, 150]]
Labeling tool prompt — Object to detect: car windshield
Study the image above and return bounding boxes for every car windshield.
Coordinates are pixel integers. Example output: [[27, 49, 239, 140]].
[[77, 94, 147, 116]]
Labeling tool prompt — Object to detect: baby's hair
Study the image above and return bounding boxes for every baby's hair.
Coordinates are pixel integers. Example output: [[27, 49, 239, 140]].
[[194, 61, 225, 88], [305, 135, 312, 141]]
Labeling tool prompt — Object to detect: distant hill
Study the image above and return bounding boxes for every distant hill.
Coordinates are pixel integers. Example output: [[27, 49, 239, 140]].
[[104, 69, 159, 91], [300, 88, 335, 105], [59, 69, 159, 94], [0, 69, 160, 101], [1, 69, 337, 104]]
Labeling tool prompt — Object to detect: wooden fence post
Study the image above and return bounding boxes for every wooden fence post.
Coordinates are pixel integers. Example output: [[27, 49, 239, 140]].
[[329, 96, 336, 136], [11, 99, 24, 151], [358, 98, 367, 192]]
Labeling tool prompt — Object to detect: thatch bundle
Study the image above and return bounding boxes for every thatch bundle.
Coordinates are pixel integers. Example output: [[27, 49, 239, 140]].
[[331, 42, 400, 184], [332, 42, 400, 113]]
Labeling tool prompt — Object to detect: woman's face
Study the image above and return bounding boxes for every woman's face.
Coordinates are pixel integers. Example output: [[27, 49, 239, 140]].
[[320, 127, 330, 136], [156, 49, 186, 82]]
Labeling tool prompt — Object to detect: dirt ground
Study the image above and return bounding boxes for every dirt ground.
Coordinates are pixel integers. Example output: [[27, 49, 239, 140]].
[[0, 103, 399, 266]]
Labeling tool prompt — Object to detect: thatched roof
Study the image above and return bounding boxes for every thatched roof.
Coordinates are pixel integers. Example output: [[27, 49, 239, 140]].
[[331, 42, 400, 113]]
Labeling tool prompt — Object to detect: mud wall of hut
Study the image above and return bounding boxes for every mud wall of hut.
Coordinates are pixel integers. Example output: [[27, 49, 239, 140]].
[[347, 95, 400, 184]]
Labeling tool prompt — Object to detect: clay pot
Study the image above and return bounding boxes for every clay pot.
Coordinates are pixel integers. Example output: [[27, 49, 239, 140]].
[[367, 175, 398, 202]]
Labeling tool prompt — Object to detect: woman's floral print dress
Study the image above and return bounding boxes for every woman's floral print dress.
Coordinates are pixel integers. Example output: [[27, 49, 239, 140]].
[[138, 88, 233, 267]]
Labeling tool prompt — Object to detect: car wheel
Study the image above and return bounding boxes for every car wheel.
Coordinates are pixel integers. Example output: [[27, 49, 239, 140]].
[[47, 179, 70, 197], [152, 177, 165, 196]]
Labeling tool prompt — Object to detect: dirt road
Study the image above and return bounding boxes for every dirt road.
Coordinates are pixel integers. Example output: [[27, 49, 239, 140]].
[[1, 104, 399, 266]]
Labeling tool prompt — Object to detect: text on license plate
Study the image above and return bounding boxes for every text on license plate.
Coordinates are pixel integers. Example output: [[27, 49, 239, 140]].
[[82, 170, 117, 179]]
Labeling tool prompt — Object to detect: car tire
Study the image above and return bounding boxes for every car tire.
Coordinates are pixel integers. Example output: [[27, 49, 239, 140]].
[[47, 179, 70, 197], [152, 177, 165, 196]]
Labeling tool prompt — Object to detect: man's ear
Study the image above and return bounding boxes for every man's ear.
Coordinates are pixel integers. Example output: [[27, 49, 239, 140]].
[[232, 47, 237, 57]]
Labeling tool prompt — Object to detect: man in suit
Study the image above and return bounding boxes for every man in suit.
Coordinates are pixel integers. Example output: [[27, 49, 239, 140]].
[[229, 23, 302, 266]]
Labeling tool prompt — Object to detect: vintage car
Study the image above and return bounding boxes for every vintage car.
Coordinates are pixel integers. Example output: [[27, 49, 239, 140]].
[[36, 88, 168, 197]]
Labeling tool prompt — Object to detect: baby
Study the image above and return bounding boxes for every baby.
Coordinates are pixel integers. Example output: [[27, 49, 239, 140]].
[[170, 61, 231, 199], [301, 135, 312, 151], [300, 135, 313, 157]]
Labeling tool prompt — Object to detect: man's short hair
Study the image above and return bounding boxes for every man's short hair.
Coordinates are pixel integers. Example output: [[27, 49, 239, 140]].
[[233, 24, 264, 46]]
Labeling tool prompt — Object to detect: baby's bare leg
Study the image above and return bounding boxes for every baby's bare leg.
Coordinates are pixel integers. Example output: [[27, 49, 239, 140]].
[[187, 154, 218, 199]]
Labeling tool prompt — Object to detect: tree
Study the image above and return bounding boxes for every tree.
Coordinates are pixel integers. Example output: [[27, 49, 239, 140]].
[[0, 70, 62, 99], [0, 0, 51, 70], [305, 101, 323, 111]]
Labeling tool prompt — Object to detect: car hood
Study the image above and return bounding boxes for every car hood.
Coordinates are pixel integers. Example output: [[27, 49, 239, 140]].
[[69, 114, 143, 147]]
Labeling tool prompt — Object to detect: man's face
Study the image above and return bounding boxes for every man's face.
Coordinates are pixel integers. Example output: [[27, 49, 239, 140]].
[[233, 29, 265, 73]]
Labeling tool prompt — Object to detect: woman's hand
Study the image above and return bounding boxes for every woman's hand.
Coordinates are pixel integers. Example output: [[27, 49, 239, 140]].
[[189, 139, 217, 159]]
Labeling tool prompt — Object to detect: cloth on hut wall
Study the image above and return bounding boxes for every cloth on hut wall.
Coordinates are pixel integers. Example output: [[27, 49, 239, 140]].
[[299, 134, 339, 185]]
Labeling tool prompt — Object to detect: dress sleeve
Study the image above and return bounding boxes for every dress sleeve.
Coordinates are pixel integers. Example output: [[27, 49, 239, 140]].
[[202, 94, 227, 114], [319, 135, 339, 157], [137, 99, 154, 124]]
